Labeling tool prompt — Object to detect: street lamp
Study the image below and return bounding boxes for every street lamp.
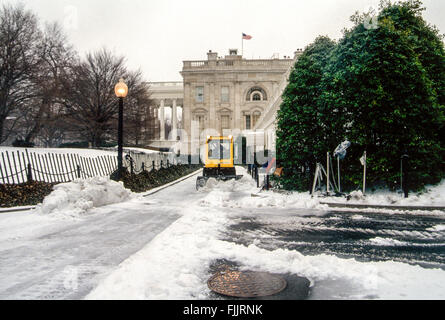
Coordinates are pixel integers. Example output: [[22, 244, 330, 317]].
[[114, 78, 128, 180]]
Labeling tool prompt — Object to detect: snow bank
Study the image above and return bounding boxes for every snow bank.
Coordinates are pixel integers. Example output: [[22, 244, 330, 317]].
[[34, 177, 135, 219], [87, 167, 445, 300], [198, 173, 324, 211], [327, 180, 445, 207], [198, 168, 445, 215]]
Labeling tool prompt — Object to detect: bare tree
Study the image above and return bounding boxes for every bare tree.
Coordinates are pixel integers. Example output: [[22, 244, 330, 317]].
[[23, 22, 76, 145], [123, 80, 152, 146], [62, 48, 148, 147], [1, 5, 151, 148], [0, 3, 41, 144]]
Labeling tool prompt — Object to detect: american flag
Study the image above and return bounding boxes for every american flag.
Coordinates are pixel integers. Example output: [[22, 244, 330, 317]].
[[242, 33, 252, 40]]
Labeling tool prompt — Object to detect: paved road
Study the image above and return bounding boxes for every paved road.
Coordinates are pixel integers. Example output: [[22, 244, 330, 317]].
[[221, 208, 445, 299], [0, 173, 202, 300], [224, 209, 445, 270]]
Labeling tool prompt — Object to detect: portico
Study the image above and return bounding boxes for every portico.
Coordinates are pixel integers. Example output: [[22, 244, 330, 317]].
[[147, 82, 184, 149]]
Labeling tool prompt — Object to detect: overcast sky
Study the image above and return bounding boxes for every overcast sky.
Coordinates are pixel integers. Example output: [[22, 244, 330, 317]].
[[3, 0, 444, 82]]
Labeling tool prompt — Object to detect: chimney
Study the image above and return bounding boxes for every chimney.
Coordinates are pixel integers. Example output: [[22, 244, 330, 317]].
[[207, 50, 218, 61]]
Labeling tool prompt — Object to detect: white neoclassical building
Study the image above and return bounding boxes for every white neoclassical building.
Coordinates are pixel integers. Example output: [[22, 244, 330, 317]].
[[147, 48, 302, 153]]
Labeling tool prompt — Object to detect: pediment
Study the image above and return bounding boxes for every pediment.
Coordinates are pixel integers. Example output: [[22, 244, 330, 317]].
[[192, 107, 208, 114], [217, 107, 233, 114]]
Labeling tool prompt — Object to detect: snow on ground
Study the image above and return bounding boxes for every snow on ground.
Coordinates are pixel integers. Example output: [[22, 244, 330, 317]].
[[0, 146, 116, 158], [34, 177, 136, 219], [325, 180, 445, 207], [0, 146, 167, 184], [120, 147, 166, 154], [0, 173, 204, 299], [1, 164, 444, 299], [427, 225, 445, 232], [202, 174, 445, 216], [87, 167, 445, 300], [199, 175, 323, 211], [0, 146, 164, 157]]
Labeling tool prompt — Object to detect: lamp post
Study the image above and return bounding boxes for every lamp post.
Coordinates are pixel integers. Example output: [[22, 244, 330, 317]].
[[114, 78, 128, 180]]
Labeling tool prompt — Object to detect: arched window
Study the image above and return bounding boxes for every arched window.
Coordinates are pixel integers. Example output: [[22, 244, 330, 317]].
[[246, 87, 267, 101]]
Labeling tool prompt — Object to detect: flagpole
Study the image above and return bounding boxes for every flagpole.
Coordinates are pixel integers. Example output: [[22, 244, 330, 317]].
[[241, 33, 244, 56]]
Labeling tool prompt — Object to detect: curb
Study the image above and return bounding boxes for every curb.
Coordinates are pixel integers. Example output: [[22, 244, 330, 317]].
[[320, 201, 445, 212], [142, 169, 203, 197], [0, 206, 36, 214]]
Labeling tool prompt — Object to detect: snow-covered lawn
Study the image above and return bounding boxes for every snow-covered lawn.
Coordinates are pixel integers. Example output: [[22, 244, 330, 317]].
[[0, 146, 169, 184], [86, 167, 445, 300], [0, 146, 117, 158], [323, 181, 445, 208], [0, 146, 162, 157]]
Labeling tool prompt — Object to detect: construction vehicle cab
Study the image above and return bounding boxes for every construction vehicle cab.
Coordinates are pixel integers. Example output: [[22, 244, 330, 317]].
[[196, 136, 243, 190]]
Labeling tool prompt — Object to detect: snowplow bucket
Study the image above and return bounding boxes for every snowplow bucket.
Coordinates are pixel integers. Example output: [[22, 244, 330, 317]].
[[196, 175, 243, 190]]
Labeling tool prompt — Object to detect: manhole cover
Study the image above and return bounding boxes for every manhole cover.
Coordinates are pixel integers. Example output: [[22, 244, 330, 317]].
[[208, 269, 287, 298]]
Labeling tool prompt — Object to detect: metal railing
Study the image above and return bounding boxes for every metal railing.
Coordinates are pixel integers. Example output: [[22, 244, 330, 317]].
[[0, 149, 177, 184]]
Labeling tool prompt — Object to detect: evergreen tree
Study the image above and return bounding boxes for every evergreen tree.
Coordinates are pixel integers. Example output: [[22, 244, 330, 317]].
[[276, 0, 445, 192], [276, 36, 336, 190], [329, 0, 445, 190]]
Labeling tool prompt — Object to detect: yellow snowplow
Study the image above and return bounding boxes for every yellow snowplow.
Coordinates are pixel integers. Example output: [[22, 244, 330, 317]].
[[196, 136, 243, 190]]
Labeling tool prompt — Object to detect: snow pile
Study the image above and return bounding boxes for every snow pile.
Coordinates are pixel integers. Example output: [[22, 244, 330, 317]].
[[328, 180, 445, 207], [197, 170, 323, 210], [34, 177, 135, 219], [198, 167, 445, 214]]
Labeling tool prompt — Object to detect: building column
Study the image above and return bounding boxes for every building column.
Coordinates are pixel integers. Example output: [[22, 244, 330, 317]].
[[172, 99, 177, 140], [160, 99, 165, 141], [183, 83, 192, 153]]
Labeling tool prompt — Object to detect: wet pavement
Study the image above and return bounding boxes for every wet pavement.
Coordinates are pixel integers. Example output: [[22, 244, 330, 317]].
[[203, 208, 445, 300], [223, 209, 445, 270]]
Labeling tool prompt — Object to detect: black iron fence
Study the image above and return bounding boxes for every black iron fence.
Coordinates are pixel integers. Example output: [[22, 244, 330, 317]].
[[0, 149, 172, 184]]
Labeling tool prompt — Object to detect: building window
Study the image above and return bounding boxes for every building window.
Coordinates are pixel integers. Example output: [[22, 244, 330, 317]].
[[221, 86, 229, 103], [196, 86, 204, 103], [246, 115, 251, 130], [246, 87, 267, 101], [221, 115, 230, 130], [252, 93, 261, 101], [197, 115, 205, 129]]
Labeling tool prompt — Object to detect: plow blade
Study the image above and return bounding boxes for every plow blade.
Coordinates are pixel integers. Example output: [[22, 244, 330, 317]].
[[196, 175, 243, 190]]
